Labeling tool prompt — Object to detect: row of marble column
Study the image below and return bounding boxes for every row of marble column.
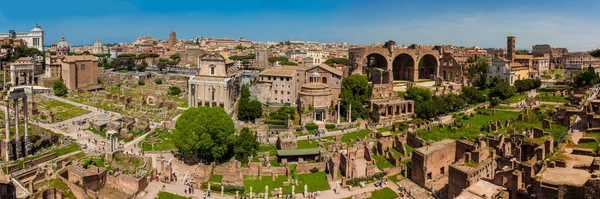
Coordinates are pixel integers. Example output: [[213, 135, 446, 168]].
[[188, 84, 229, 109], [4, 97, 30, 160], [382, 103, 414, 117], [10, 69, 35, 86]]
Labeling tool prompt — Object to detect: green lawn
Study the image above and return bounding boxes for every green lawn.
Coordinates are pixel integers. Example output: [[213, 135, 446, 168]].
[[243, 172, 330, 194], [156, 191, 190, 199], [211, 174, 223, 183], [537, 92, 569, 103], [493, 105, 516, 110], [258, 145, 278, 156], [372, 155, 394, 170], [367, 187, 398, 199], [388, 174, 404, 183], [88, 128, 106, 138], [341, 129, 372, 145], [506, 93, 529, 103], [297, 140, 320, 149], [139, 129, 176, 152], [417, 110, 520, 141], [18, 142, 80, 169], [34, 99, 90, 123], [574, 132, 600, 152]]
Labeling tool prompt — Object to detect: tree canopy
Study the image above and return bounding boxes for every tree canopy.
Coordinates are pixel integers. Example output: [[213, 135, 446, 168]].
[[515, 50, 531, 55], [324, 58, 348, 66], [489, 79, 517, 100], [172, 106, 236, 161], [53, 81, 68, 97], [405, 87, 432, 102], [514, 79, 541, 92], [591, 49, 600, 58], [340, 74, 371, 121], [574, 66, 600, 87], [237, 85, 263, 121], [233, 128, 260, 164]]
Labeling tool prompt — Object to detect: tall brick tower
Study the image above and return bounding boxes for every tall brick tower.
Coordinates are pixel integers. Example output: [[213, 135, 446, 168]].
[[168, 31, 177, 49], [507, 35, 515, 62]]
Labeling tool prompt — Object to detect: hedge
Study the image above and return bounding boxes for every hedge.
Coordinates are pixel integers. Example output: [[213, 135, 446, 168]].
[[325, 124, 336, 130], [346, 172, 387, 187], [201, 182, 245, 194], [305, 123, 318, 131]]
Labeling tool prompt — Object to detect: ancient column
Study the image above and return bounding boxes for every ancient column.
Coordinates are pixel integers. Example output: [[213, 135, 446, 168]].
[[23, 96, 30, 156], [265, 185, 268, 199], [188, 83, 193, 108], [4, 99, 11, 160], [337, 100, 340, 124], [201, 85, 205, 106], [14, 99, 20, 159], [348, 103, 352, 123]]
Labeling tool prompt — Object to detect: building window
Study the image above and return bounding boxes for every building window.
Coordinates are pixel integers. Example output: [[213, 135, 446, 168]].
[[80, 64, 85, 70], [322, 77, 327, 84], [287, 91, 290, 95], [440, 167, 445, 175], [427, 172, 432, 180], [268, 76, 272, 80], [210, 64, 215, 75], [211, 90, 215, 100]]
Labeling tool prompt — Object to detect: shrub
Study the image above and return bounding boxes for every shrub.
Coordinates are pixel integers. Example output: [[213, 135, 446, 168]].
[[200, 182, 245, 194], [310, 167, 319, 173], [138, 79, 145, 85], [154, 78, 163, 84], [325, 124, 336, 130], [305, 123, 318, 131], [346, 172, 387, 186], [168, 86, 182, 95], [53, 81, 68, 97], [490, 98, 501, 107]]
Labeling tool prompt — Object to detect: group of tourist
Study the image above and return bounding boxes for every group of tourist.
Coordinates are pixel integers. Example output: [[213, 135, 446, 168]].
[[397, 184, 413, 198]]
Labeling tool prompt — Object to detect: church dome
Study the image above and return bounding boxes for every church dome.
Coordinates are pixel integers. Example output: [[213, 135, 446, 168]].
[[30, 23, 43, 32], [310, 72, 320, 78], [57, 35, 69, 49]]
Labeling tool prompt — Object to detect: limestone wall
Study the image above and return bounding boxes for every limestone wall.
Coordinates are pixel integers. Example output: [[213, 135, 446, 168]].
[[107, 174, 148, 195]]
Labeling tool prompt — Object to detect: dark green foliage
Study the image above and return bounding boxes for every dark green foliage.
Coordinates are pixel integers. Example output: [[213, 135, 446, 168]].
[[460, 86, 486, 104], [268, 56, 289, 63], [515, 50, 530, 55], [201, 182, 245, 194], [137, 79, 145, 85], [53, 81, 68, 96], [574, 66, 600, 87], [340, 74, 371, 121], [154, 78, 162, 84], [310, 167, 319, 173], [325, 124, 336, 130], [490, 98, 501, 107], [172, 106, 235, 161], [233, 128, 260, 164], [305, 123, 318, 131], [168, 86, 181, 95], [591, 49, 600, 58], [405, 87, 432, 102], [466, 57, 490, 78], [230, 54, 255, 60], [324, 58, 348, 66], [136, 60, 148, 71], [514, 79, 541, 92], [489, 79, 516, 100], [238, 86, 263, 121], [269, 107, 295, 121], [346, 172, 387, 186]]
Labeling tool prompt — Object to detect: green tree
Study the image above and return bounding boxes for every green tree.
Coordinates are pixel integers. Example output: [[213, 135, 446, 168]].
[[157, 61, 167, 71], [82, 50, 90, 55], [574, 66, 600, 87], [53, 81, 68, 97], [154, 78, 162, 84], [515, 50, 530, 55], [591, 49, 600, 58], [340, 74, 371, 121], [238, 85, 262, 121], [489, 80, 516, 100], [405, 87, 432, 102], [168, 86, 182, 95], [240, 85, 250, 99], [172, 106, 235, 161], [233, 128, 259, 164], [136, 60, 148, 71], [324, 58, 348, 66], [460, 86, 486, 104]]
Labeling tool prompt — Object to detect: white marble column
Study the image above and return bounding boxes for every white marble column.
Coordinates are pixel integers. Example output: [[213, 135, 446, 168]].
[[5, 100, 10, 142]]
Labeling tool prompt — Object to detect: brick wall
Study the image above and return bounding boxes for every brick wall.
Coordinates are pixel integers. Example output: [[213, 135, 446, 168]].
[[107, 174, 148, 195]]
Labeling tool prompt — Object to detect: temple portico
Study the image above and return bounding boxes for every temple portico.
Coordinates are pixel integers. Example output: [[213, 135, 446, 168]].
[[2, 87, 31, 160], [371, 99, 414, 123]]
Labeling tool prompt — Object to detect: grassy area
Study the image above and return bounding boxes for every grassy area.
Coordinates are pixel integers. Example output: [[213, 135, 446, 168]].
[[243, 172, 330, 194], [493, 105, 516, 110], [506, 93, 529, 103], [258, 145, 278, 156], [341, 129, 372, 145], [388, 174, 404, 183], [18, 142, 80, 169], [297, 140, 320, 149], [537, 92, 569, 103], [34, 179, 77, 199], [573, 132, 600, 152], [139, 129, 176, 152], [88, 128, 106, 138], [367, 187, 398, 199], [417, 110, 520, 141], [211, 174, 223, 183], [156, 191, 190, 199], [121, 131, 146, 142], [33, 98, 90, 123], [372, 155, 394, 170]]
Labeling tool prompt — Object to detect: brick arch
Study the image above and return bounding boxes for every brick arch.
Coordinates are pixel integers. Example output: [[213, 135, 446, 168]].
[[392, 53, 415, 81], [417, 54, 439, 80]]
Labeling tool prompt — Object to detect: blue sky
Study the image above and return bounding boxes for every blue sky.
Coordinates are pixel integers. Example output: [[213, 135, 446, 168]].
[[1, 0, 599, 51]]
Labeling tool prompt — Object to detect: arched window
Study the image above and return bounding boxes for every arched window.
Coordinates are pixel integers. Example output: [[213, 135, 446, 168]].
[[322, 77, 327, 84], [80, 64, 85, 70], [209, 64, 216, 75]]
